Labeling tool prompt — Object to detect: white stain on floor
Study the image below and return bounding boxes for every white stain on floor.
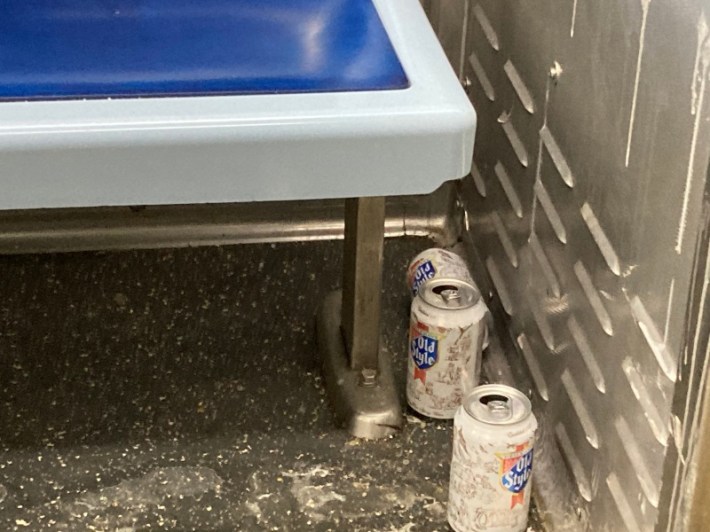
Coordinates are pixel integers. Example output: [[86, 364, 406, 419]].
[[283, 466, 347, 523], [11, 466, 226, 531], [72, 466, 222, 512], [243, 462, 439, 528]]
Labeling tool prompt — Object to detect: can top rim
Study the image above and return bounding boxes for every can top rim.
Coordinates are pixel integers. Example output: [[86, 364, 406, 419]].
[[463, 384, 532, 425], [419, 278, 480, 310]]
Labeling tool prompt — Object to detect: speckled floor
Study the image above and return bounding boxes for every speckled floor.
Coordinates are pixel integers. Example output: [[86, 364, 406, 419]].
[[0, 238, 541, 531]]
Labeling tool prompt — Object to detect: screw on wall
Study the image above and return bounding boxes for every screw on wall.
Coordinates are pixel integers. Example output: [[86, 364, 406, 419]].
[[549, 61, 563, 83]]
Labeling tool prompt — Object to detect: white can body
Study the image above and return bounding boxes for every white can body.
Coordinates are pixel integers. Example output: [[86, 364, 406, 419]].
[[406, 248, 475, 297], [448, 385, 538, 532], [406, 280, 487, 419]]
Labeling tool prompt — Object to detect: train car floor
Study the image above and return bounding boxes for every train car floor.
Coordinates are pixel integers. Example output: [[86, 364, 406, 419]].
[[0, 237, 543, 531]]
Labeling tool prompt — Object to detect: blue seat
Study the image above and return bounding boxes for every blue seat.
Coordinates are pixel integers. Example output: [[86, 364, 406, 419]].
[[0, 0, 476, 440], [0, 0, 408, 101], [0, 0, 474, 210]]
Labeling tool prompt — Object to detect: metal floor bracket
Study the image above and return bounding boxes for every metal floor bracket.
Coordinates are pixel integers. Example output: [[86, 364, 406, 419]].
[[317, 196, 403, 439], [317, 290, 402, 439]]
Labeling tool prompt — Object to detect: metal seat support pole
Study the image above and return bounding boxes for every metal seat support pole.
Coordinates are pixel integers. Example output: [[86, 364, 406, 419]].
[[317, 197, 403, 439], [341, 197, 384, 372]]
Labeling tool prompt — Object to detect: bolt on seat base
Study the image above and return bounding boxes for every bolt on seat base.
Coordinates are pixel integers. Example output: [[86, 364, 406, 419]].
[[317, 290, 403, 439]]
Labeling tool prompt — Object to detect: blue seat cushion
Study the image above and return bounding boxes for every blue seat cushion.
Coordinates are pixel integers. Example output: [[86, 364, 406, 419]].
[[0, 0, 409, 101]]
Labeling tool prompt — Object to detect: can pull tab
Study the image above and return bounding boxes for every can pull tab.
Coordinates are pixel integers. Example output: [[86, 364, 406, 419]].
[[480, 394, 512, 421], [433, 284, 461, 305]]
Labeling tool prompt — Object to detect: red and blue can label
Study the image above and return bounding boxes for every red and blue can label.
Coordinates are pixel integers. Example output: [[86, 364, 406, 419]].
[[411, 332, 439, 385], [497, 444, 534, 508], [411, 260, 436, 296]]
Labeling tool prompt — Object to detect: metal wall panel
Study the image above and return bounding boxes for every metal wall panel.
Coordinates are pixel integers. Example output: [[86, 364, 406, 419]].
[[428, 0, 710, 529], [427, 0, 469, 80], [659, 188, 710, 531]]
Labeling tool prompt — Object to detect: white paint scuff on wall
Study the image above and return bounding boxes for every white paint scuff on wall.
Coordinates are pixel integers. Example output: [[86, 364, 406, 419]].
[[664, 278, 676, 344], [625, 0, 652, 168], [571, 0, 579, 37], [529, 64, 558, 240], [692, 13, 709, 115], [676, 12, 709, 255]]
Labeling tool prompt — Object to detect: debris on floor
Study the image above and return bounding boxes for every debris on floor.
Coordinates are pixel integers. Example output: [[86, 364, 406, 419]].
[[0, 239, 543, 531]]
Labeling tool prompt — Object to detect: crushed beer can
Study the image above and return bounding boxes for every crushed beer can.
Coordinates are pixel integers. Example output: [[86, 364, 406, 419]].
[[407, 248, 491, 349], [406, 248, 475, 297]]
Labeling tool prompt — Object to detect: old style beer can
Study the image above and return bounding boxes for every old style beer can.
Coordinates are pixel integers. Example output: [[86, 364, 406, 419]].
[[406, 248, 475, 297], [406, 248, 491, 350], [407, 278, 488, 419], [448, 385, 538, 532]]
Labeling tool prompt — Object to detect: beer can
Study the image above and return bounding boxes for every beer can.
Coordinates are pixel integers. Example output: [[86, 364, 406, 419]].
[[406, 248, 491, 350], [407, 278, 488, 419], [448, 384, 538, 532], [406, 248, 475, 297]]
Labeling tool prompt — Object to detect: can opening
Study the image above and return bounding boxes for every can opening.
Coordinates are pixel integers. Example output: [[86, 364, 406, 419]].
[[464, 385, 531, 425], [479, 394, 512, 421], [432, 284, 461, 303], [479, 394, 509, 405]]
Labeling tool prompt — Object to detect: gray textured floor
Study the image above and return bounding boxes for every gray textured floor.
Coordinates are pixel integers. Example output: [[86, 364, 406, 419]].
[[0, 238, 457, 531], [0, 237, 541, 531]]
